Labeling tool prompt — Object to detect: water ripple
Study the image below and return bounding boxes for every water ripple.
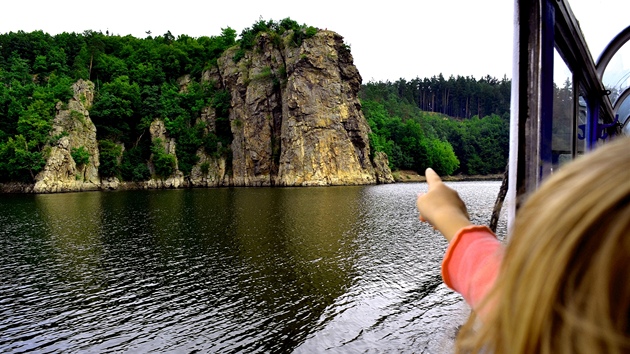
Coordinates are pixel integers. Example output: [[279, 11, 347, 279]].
[[0, 183, 506, 353]]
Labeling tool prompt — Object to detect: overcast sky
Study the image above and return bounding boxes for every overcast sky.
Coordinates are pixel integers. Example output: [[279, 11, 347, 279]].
[[0, 0, 626, 83]]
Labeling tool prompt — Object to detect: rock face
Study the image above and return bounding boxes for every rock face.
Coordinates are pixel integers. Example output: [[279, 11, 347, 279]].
[[372, 151, 396, 184], [188, 106, 232, 187], [8, 29, 393, 193], [146, 119, 185, 189], [198, 29, 391, 186], [33, 80, 101, 193]]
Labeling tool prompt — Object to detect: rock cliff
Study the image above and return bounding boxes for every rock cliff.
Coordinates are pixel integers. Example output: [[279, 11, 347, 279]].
[[372, 151, 396, 184], [5, 28, 393, 193], [33, 80, 101, 193], [202, 29, 392, 186]]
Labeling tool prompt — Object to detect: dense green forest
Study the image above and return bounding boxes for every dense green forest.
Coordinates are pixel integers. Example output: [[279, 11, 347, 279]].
[[0, 19, 318, 183], [359, 78, 511, 176], [0, 27, 238, 182], [0, 19, 515, 184], [378, 74, 511, 119]]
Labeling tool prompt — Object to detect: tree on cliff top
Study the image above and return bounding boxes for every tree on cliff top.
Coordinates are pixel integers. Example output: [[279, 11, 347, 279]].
[[234, 17, 317, 62]]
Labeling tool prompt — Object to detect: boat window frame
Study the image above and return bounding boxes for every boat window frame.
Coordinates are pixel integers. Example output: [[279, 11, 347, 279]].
[[508, 0, 622, 225]]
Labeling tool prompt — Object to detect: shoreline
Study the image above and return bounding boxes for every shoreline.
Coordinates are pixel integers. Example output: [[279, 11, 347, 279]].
[[0, 172, 505, 194], [392, 170, 504, 183]]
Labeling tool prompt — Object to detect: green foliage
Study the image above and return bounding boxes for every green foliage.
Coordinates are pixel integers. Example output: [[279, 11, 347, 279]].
[[94, 53, 128, 82], [0, 135, 46, 182], [47, 74, 75, 103], [98, 139, 122, 177], [253, 66, 273, 81], [360, 75, 511, 120], [238, 17, 316, 50], [219, 27, 237, 48], [156, 81, 218, 176], [173, 123, 203, 175], [120, 145, 150, 181], [305, 26, 318, 38], [0, 20, 312, 183], [453, 114, 509, 175], [71, 146, 90, 166], [17, 99, 54, 149], [233, 49, 246, 63], [0, 26, 243, 181], [0, 55, 73, 182], [50, 131, 69, 145], [210, 89, 234, 150], [203, 132, 219, 155], [427, 139, 459, 176], [361, 83, 509, 176], [151, 138, 176, 178], [90, 75, 141, 142], [70, 110, 86, 124], [3, 54, 31, 84], [211, 89, 231, 115], [200, 161, 210, 175]]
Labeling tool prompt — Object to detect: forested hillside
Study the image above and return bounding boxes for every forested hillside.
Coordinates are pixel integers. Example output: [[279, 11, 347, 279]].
[[0, 27, 238, 182], [380, 74, 511, 119], [359, 78, 511, 176], [0, 20, 517, 185], [0, 19, 321, 184], [359, 76, 577, 176]]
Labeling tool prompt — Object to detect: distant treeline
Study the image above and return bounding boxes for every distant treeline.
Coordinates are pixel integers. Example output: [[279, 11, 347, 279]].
[[359, 77, 511, 176], [374, 74, 511, 119]]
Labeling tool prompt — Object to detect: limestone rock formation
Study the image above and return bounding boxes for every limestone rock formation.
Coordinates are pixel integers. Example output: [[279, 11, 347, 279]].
[[202, 29, 393, 186], [101, 177, 121, 190], [189, 148, 230, 187], [147, 119, 185, 188], [34, 79, 101, 193], [372, 151, 396, 184], [187, 102, 231, 187], [9, 28, 394, 194]]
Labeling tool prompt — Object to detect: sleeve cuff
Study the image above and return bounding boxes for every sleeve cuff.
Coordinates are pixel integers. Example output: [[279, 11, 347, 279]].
[[441, 225, 498, 290]]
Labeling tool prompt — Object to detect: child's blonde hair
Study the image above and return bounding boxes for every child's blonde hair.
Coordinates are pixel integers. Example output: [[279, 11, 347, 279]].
[[457, 137, 630, 353]]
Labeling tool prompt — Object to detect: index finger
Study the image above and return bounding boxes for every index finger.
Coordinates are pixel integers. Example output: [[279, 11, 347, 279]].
[[425, 168, 443, 190]]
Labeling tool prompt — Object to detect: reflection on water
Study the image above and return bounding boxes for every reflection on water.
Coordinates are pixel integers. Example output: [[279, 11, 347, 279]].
[[0, 182, 506, 353]]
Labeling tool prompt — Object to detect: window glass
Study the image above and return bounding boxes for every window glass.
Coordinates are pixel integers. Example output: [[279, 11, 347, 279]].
[[602, 41, 630, 107], [619, 97, 630, 135], [553, 49, 574, 168]]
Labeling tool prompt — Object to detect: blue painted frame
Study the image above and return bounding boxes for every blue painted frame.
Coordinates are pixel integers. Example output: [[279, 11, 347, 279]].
[[509, 0, 621, 225]]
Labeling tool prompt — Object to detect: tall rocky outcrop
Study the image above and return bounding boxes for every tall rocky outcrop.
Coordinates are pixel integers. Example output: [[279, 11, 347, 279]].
[[5, 29, 393, 193], [201, 29, 392, 186], [33, 80, 101, 193]]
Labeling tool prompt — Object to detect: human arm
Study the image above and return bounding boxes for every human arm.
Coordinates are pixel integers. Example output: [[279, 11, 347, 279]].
[[416, 168, 472, 242], [442, 225, 503, 312], [416, 168, 503, 312]]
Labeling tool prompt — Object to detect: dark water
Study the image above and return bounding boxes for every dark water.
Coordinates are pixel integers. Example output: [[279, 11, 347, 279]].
[[0, 182, 506, 353]]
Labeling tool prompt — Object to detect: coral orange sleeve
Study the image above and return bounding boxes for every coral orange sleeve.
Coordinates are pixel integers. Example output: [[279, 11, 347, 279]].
[[441, 225, 504, 311]]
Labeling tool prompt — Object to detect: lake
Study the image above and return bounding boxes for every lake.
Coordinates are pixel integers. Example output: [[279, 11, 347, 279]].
[[0, 181, 507, 353]]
